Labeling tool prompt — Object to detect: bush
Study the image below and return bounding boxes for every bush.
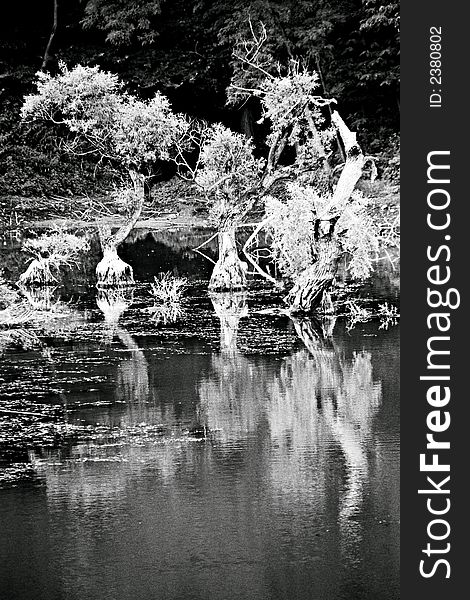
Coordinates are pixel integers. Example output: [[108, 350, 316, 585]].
[[18, 230, 88, 285], [150, 272, 188, 304]]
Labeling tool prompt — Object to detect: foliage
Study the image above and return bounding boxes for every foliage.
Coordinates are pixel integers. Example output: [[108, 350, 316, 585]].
[[0, 275, 20, 311], [0, 146, 113, 199], [265, 186, 316, 280], [0, 95, 113, 199], [22, 230, 88, 263], [258, 68, 322, 133], [358, 0, 400, 90], [214, 0, 399, 140], [374, 133, 400, 183], [21, 63, 188, 174], [195, 123, 264, 225], [19, 230, 88, 285], [82, 0, 165, 46], [111, 183, 145, 217], [266, 182, 380, 281], [335, 191, 380, 279]]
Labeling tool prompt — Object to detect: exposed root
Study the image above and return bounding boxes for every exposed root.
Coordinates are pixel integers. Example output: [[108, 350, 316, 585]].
[[209, 229, 247, 292], [96, 248, 135, 288], [18, 258, 58, 286]]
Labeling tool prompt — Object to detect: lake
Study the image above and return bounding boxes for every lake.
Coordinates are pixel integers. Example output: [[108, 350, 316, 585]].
[[0, 229, 399, 600]]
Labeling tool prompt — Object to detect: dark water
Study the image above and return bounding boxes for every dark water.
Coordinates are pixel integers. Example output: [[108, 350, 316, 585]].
[[0, 231, 399, 600]]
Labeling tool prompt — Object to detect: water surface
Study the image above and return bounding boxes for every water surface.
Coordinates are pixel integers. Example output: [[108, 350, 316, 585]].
[[0, 231, 399, 600]]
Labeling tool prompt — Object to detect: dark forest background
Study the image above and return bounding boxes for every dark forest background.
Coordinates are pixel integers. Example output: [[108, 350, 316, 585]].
[[0, 0, 399, 199]]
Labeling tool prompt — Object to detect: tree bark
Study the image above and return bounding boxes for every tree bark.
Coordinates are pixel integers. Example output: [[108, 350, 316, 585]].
[[208, 226, 247, 292], [240, 104, 254, 139], [284, 238, 341, 313]]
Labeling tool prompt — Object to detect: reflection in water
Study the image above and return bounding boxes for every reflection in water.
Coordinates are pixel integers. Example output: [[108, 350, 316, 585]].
[[96, 288, 134, 326], [96, 289, 150, 407], [292, 318, 381, 567], [1, 282, 398, 600], [200, 307, 382, 569], [210, 291, 248, 353], [199, 292, 268, 443], [149, 301, 184, 325], [20, 284, 60, 310]]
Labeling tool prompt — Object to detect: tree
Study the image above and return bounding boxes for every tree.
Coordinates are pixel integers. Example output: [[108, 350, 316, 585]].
[[209, 0, 399, 141], [21, 63, 188, 286], [220, 25, 382, 313], [42, 0, 59, 70], [191, 123, 264, 291], [82, 0, 164, 46]]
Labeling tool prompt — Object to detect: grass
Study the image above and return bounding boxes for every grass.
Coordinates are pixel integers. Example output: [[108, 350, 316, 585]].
[[149, 303, 185, 326], [149, 272, 188, 326], [345, 300, 372, 331], [378, 302, 400, 330], [150, 272, 188, 304]]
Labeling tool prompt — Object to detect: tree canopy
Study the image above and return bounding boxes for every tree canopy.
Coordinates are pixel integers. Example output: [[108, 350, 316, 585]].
[[0, 0, 399, 139]]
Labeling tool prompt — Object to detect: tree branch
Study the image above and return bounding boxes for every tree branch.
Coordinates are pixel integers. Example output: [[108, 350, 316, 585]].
[[330, 110, 365, 210], [242, 217, 278, 284]]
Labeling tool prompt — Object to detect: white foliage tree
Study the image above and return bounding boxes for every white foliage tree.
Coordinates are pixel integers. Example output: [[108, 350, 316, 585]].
[[21, 63, 188, 287]]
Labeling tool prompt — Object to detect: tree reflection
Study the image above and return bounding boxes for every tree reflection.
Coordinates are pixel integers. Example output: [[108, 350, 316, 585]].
[[210, 291, 248, 354], [199, 307, 382, 565], [199, 292, 269, 443], [96, 289, 149, 407], [30, 296, 386, 575], [287, 317, 382, 566]]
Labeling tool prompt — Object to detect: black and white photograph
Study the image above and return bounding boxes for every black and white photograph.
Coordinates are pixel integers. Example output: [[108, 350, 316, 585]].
[[0, 2, 402, 599]]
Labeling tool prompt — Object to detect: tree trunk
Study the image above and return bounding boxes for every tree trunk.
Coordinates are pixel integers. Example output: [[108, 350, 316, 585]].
[[209, 227, 247, 292], [285, 238, 341, 313], [241, 104, 254, 139], [96, 244, 135, 288], [95, 171, 145, 288], [42, 0, 58, 71]]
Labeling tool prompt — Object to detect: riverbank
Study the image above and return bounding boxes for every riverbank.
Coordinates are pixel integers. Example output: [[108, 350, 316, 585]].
[[0, 177, 399, 232]]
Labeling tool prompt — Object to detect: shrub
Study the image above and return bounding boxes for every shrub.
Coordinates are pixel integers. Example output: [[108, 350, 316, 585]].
[[150, 272, 188, 304], [19, 230, 88, 285]]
